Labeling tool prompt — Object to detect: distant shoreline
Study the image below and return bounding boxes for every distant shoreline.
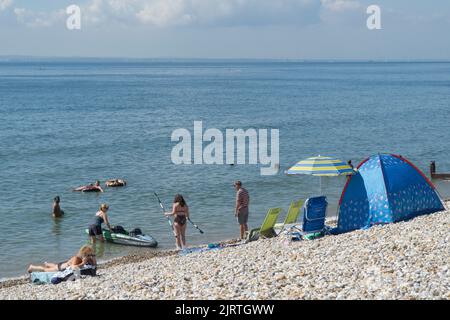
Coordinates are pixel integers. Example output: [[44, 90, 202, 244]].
[[1, 56, 450, 63]]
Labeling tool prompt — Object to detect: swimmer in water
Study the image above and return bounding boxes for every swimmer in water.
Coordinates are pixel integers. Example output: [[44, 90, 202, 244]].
[[52, 196, 64, 218]]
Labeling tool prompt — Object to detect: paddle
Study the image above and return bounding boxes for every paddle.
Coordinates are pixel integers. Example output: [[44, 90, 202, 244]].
[[188, 218, 204, 234], [154, 192, 177, 239]]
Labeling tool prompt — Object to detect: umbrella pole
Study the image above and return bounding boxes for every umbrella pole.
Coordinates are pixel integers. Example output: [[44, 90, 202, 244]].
[[319, 176, 322, 195]]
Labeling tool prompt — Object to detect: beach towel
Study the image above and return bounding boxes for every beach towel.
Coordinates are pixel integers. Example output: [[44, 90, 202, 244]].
[[178, 243, 243, 256], [281, 225, 324, 241], [30, 265, 97, 285], [30, 271, 58, 285], [179, 247, 207, 256]]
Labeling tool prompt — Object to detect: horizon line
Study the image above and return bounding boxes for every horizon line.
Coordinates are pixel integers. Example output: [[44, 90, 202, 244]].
[[1, 55, 450, 63]]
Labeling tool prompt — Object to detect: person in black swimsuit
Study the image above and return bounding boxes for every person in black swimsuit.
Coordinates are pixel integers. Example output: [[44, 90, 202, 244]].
[[164, 194, 189, 250], [88, 203, 112, 244]]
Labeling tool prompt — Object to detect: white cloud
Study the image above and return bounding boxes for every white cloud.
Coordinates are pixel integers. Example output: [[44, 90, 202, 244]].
[[86, 0, 322, 28], [136, 0, 193, 27], [14, 7, 65, 28], [83, 0, 145, 26], [0, 0, 13, 11], [320, 0, 361, 12], [12, 0, 365, 29], [319, 0, 363, 25]]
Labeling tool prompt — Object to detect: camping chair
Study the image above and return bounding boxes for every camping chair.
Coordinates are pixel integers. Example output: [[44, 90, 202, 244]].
[[247, 207, 282, 242], [274, 199, 304, 233], [289, 196, 328, 239]]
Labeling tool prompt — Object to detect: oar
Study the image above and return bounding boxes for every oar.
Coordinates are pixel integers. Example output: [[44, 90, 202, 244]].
[[188, 218, 204, 234], [154, 192, 177, 239]]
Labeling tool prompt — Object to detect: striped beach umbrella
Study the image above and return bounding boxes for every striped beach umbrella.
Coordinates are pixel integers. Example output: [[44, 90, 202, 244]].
[[286, 156, 355, 194], [286, 156, 355, 176]]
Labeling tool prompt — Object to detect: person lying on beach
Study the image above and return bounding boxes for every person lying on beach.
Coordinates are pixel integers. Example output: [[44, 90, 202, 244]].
[[52, 196, 64, 218], [88, 203, 112, 244], [164, 194, 189, 250], [27, 245, 96, 273], [73, 180, 104, 192], [105, 179, 127, 187]]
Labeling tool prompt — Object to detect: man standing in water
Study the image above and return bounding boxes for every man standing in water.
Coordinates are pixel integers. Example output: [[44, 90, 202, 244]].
[[52, 196, 64, 218], [234, 180, 249, 240]]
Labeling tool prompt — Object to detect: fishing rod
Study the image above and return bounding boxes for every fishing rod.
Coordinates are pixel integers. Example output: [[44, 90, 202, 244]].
[[188, 218, 204, 234], [154, 192, 177, 239]]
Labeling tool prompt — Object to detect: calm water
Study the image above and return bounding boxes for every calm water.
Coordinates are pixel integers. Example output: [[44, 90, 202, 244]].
[[1, 60, 449, 279]]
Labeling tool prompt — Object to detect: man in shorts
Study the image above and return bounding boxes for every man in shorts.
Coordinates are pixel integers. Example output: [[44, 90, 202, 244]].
[[234, 180, 250, 240]]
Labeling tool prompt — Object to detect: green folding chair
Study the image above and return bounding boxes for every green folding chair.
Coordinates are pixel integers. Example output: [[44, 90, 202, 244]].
[[247, 208, 282, 242], [274, 199, 304, 232]]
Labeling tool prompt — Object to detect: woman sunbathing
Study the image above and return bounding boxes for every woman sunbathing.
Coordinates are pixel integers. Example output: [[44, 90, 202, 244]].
[[27, 245, 96, 273]]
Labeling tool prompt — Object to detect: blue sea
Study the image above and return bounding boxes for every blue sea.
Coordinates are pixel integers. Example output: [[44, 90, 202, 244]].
[[1, 59, 449, 279]]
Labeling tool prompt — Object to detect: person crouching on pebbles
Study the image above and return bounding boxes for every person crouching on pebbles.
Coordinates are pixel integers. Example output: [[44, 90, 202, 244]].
[[234, 180, 250, 240], [165, 194, 189, 250]]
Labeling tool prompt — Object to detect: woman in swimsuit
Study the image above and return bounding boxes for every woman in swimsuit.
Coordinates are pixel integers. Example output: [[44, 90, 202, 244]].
[[88, 203, 112, 244], [27, 245, 97, 273], [164, 194, 189, 250]]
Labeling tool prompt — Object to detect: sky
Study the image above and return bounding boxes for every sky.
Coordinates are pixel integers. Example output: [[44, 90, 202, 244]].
[[0, 0, 450, 59]]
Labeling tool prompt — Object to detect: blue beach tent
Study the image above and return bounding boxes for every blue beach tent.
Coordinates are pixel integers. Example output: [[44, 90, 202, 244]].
[[336, 154, 445, 233]]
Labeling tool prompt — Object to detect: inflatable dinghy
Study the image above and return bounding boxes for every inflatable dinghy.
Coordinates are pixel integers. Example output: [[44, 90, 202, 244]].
[[85, 226, 157, 248]]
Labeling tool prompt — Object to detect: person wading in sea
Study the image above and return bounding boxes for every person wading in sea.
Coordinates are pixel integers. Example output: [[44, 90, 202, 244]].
[[52, 196, 64, 218], [234, 180, 250, 240]]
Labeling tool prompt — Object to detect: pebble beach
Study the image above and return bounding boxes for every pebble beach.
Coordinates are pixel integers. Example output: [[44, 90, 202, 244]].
[[1, 201, 449, 300]]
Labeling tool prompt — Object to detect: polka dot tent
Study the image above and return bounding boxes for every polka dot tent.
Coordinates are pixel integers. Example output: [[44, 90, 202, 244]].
[[336, 154, 445, 233]]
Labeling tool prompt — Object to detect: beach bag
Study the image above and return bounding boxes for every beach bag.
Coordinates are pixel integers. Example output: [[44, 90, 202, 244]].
[[80, 265, 97, 276], [129, 228, 142, 237], [112, 225, 127, 234], [289, 232, 302, 242], [50, 265, 97, 284], [51, 268, 75, 284]]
